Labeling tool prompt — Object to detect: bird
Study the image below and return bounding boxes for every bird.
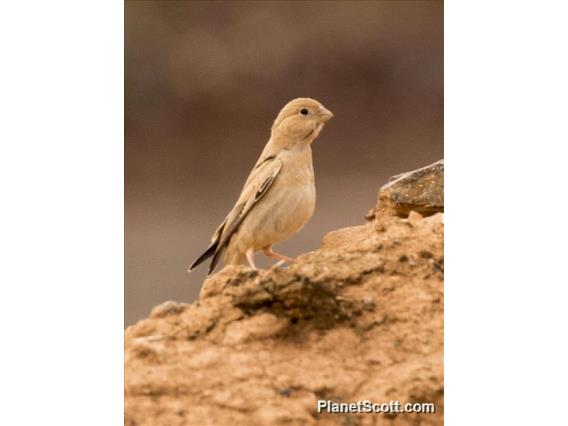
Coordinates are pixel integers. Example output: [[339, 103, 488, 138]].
[[188, 97, 333, 275]]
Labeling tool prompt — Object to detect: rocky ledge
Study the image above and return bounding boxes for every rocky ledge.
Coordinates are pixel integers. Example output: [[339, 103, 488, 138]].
[[125, 160, 444, 426]]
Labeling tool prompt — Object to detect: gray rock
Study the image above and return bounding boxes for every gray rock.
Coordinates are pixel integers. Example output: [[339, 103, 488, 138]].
[[378, 160, 444, 217]]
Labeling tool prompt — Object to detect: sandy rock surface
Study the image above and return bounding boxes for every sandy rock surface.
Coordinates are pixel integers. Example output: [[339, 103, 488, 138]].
[[125, 161, 444, 426]]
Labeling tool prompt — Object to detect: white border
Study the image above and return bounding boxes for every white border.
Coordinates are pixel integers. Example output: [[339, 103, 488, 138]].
[[0, 2, 123, 424], [446, 2, 568, 425]]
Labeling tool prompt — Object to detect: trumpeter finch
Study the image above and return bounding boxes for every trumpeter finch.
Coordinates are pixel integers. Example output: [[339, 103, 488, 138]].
[[188, 97, 333, 274]]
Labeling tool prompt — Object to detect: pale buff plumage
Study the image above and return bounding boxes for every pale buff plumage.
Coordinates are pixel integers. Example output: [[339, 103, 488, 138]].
[[188, 98, 333, 274]]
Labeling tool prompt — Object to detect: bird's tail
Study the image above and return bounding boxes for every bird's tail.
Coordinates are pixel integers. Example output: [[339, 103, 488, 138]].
[[187, 241, 218, 273]]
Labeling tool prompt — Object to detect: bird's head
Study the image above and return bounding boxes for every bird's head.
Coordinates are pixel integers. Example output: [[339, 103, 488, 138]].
[[271, 98, 333, 143]]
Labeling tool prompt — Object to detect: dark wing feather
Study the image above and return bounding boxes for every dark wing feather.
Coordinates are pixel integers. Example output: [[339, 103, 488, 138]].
[[207, 160, 282, 274], [187, 158, 282, 275], [187, 240, 218, 272], [187, 217, 228, 272]]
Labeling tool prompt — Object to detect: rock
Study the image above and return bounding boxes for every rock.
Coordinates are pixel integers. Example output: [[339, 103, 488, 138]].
[[149, 300, 188, 318], [222, 313, 289, 345], [407, 210, 424, 226], [125, 160, 444, 426], [378, 159, 444, 218]]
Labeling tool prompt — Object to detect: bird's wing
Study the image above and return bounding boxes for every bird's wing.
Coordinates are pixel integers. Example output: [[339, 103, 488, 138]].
[[188, 157, 283, 274]]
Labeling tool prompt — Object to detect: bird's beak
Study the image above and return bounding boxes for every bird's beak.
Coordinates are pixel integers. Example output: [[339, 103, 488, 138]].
[[318, 106, 334, 123]]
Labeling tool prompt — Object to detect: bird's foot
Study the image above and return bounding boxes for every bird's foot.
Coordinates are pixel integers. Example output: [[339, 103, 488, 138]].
[[262, 246, 295, 264], [245, 248, 257, 270]]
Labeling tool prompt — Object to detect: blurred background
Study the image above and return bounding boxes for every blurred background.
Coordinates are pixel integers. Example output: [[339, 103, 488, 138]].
[[125, 1, 443, 326]]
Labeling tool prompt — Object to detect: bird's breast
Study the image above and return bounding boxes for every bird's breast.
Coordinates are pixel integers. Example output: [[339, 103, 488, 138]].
[[239, 147, 317, 250], [272, 163, 316, 231]]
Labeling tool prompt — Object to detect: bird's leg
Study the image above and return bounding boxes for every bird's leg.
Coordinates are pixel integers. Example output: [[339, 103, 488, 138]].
[[262, 246, 295, 264], [245, 248, 257, 270]]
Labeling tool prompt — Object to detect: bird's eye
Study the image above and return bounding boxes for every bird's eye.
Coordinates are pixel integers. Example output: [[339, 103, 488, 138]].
[[299, 108, 309, 116]]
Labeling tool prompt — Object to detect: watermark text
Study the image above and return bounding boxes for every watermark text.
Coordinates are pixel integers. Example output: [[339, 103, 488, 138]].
[[317, 400, 436, 414]]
